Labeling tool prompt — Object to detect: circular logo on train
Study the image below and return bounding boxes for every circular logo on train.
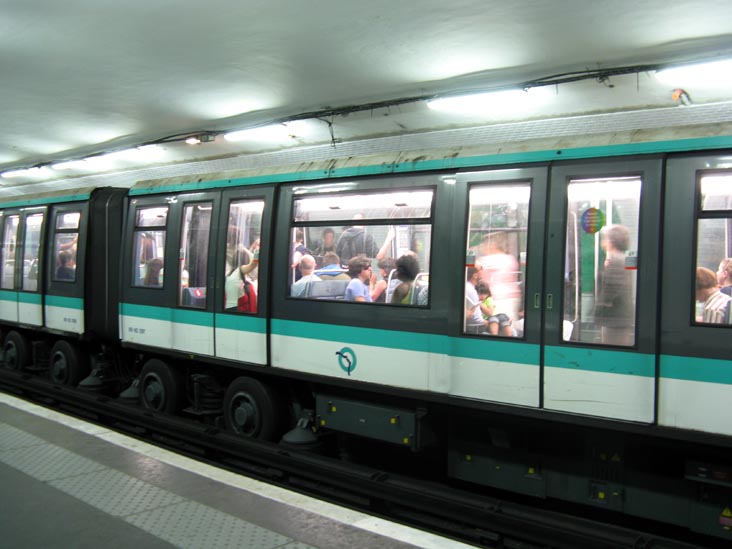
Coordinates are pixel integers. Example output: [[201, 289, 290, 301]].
[[335, 347, 357, 375], [581, 207, 605, 234]]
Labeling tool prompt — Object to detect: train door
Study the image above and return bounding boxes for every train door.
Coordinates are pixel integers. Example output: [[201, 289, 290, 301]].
[[45, 204, 87, 334], [543, 158, 662, 422], [214, 187, 273, 366], [659, 154, 732, 437], [451, 167, 548, 406], [121, 192, 219, 356]]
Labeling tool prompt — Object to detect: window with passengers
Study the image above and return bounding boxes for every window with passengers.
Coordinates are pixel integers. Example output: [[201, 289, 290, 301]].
[[694, 173, 732, 325], [465, 184, 528, 337], [289, 189, 432, 305], [132, 206, 168, 288]]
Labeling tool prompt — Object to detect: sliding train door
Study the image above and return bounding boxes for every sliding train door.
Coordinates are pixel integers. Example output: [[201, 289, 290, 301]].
[[213, 186, 274, 366], [543, 158, 662, 422], [450, 167, 548, 406], [659, 154, 732, 436]]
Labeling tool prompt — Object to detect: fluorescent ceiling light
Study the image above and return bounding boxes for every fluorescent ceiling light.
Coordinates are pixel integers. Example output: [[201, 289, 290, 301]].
[[426, 88, 551, 114], [1, 167, 49, 178], [655, 59, 732, 87], [224, 120, 315, 143], [52, 160, 88, 170]]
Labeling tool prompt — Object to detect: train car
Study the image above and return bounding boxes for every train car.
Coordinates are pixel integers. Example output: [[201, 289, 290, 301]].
[[1, 127, 732, 541]]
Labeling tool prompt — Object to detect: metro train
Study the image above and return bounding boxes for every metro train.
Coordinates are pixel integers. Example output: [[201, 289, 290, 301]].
[[1, 124, 732, 541]]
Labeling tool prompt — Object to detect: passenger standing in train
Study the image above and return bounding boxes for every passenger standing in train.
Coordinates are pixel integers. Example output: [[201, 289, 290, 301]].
[[224, 237, 259, 311], [55, 251, 75, 281], [313, 228, 336, 256], [344, 254, 372, 302], [696, 266, 731, 323], [389, 254, 419, 305], [477, 233, 521, 323], [336, 215, 379, 262], [595, 225, 634, 345], [716, 258, 732, 296], [290, 255, 321, 297]]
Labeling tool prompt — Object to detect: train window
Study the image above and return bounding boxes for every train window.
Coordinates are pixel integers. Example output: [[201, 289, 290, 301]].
[[223, 200, 263, 314], [179, 202, 212, 308], [132, 206, 168, 287], [22, 213, 44, 292], [290, 189, 432, 305], [563, 177, 641, 346], [1, 215, 19, 289], [464, 184, 528, 336], [52, 212, 81, 282], [693, 173, 732, 325]]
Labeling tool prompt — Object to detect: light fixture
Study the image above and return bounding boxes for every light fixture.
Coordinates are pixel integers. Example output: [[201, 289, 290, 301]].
[[51, 160, 88, 170], [655, 58, 732, 88], [224, 121, 314, 143], [185, 133, 215, 145], [0, 166, 49, 178], [426, 87, 551, 115]]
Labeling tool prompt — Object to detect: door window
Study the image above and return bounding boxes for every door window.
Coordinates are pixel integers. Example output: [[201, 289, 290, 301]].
[[52, 211, 80, 282], [563, 177, 641, 346], [224, 200, 264, 313], [132, 206, 168, 287], [179, 202, 212, 308], [1, 215, 19, 289], [694, 173, 732, 325], [464, 184, 529, 336], [22, 213, 44, 292]]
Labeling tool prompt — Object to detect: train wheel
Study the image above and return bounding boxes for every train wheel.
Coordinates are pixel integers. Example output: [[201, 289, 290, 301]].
[[49, 340, 89, 386], [223, 377, 284, 441], [3, 331, 30, 371], [139, 359, 184, 413]]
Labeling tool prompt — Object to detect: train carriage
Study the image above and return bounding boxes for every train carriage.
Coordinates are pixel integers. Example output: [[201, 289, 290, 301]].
[[1, 135, 732, 541]]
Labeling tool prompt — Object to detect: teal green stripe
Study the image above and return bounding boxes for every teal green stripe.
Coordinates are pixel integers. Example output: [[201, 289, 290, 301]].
[[0, 290, 17, 301], [45, 295, 83, 310], [0, 192, 90, 208], [450, 337, 540, 365], [120, 303, 213, 327], [17, 293, 42, 305], [129, 135, 732, 196], [215, 314, 267, 333], [661, 354, 732, 385], [272, 318, 450, 354], [545, 345, 655, 377], [273, 319, 539, 364]]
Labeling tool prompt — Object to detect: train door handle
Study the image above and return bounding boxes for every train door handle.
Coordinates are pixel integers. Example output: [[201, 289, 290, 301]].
[[546, 293, 553, 310], [533, 293, 541, 309]]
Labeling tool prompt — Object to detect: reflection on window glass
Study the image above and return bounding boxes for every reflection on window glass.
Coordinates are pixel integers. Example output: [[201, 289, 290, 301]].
[[464, 184, 528, 337], [1, 215, 19, 289], [56, 212, 80, 230], [22, 213, 44, 292], [695, 173, 732, 325], [179, 203, 212, 308], [132, 205, 168, 288], [224, 200, 263, 314], [563, 177, 640, 346], [290, 188, 432, 305]]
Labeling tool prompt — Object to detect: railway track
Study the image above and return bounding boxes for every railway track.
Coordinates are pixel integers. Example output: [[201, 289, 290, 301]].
[[0, 366, 712, 549]]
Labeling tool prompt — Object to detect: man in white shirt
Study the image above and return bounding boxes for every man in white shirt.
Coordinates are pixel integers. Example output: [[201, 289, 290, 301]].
[[291, 255, 321, 297]]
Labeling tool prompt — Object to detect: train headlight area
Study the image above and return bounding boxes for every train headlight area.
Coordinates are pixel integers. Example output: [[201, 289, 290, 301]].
[[2, 137, 732, 546]]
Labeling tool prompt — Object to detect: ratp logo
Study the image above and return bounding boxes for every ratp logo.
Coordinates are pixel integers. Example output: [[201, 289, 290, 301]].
[[335, 347, 357, 376]]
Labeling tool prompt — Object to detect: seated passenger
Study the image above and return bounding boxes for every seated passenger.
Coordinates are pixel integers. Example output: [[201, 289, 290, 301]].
[[465, 266, 488, 334], [344, 254, 372, 302], [290, 254, 321, 297], [371, 257, 395, 303], [389, 254, 419, 305], [55, 250, 75, 281], [476, 281, 513, 336], [316, 252, 350, 280], [696, 266, 731, 323]]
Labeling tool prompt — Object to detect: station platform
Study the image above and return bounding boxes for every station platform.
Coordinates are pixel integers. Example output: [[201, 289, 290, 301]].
[[0, 393, 472, 549]]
